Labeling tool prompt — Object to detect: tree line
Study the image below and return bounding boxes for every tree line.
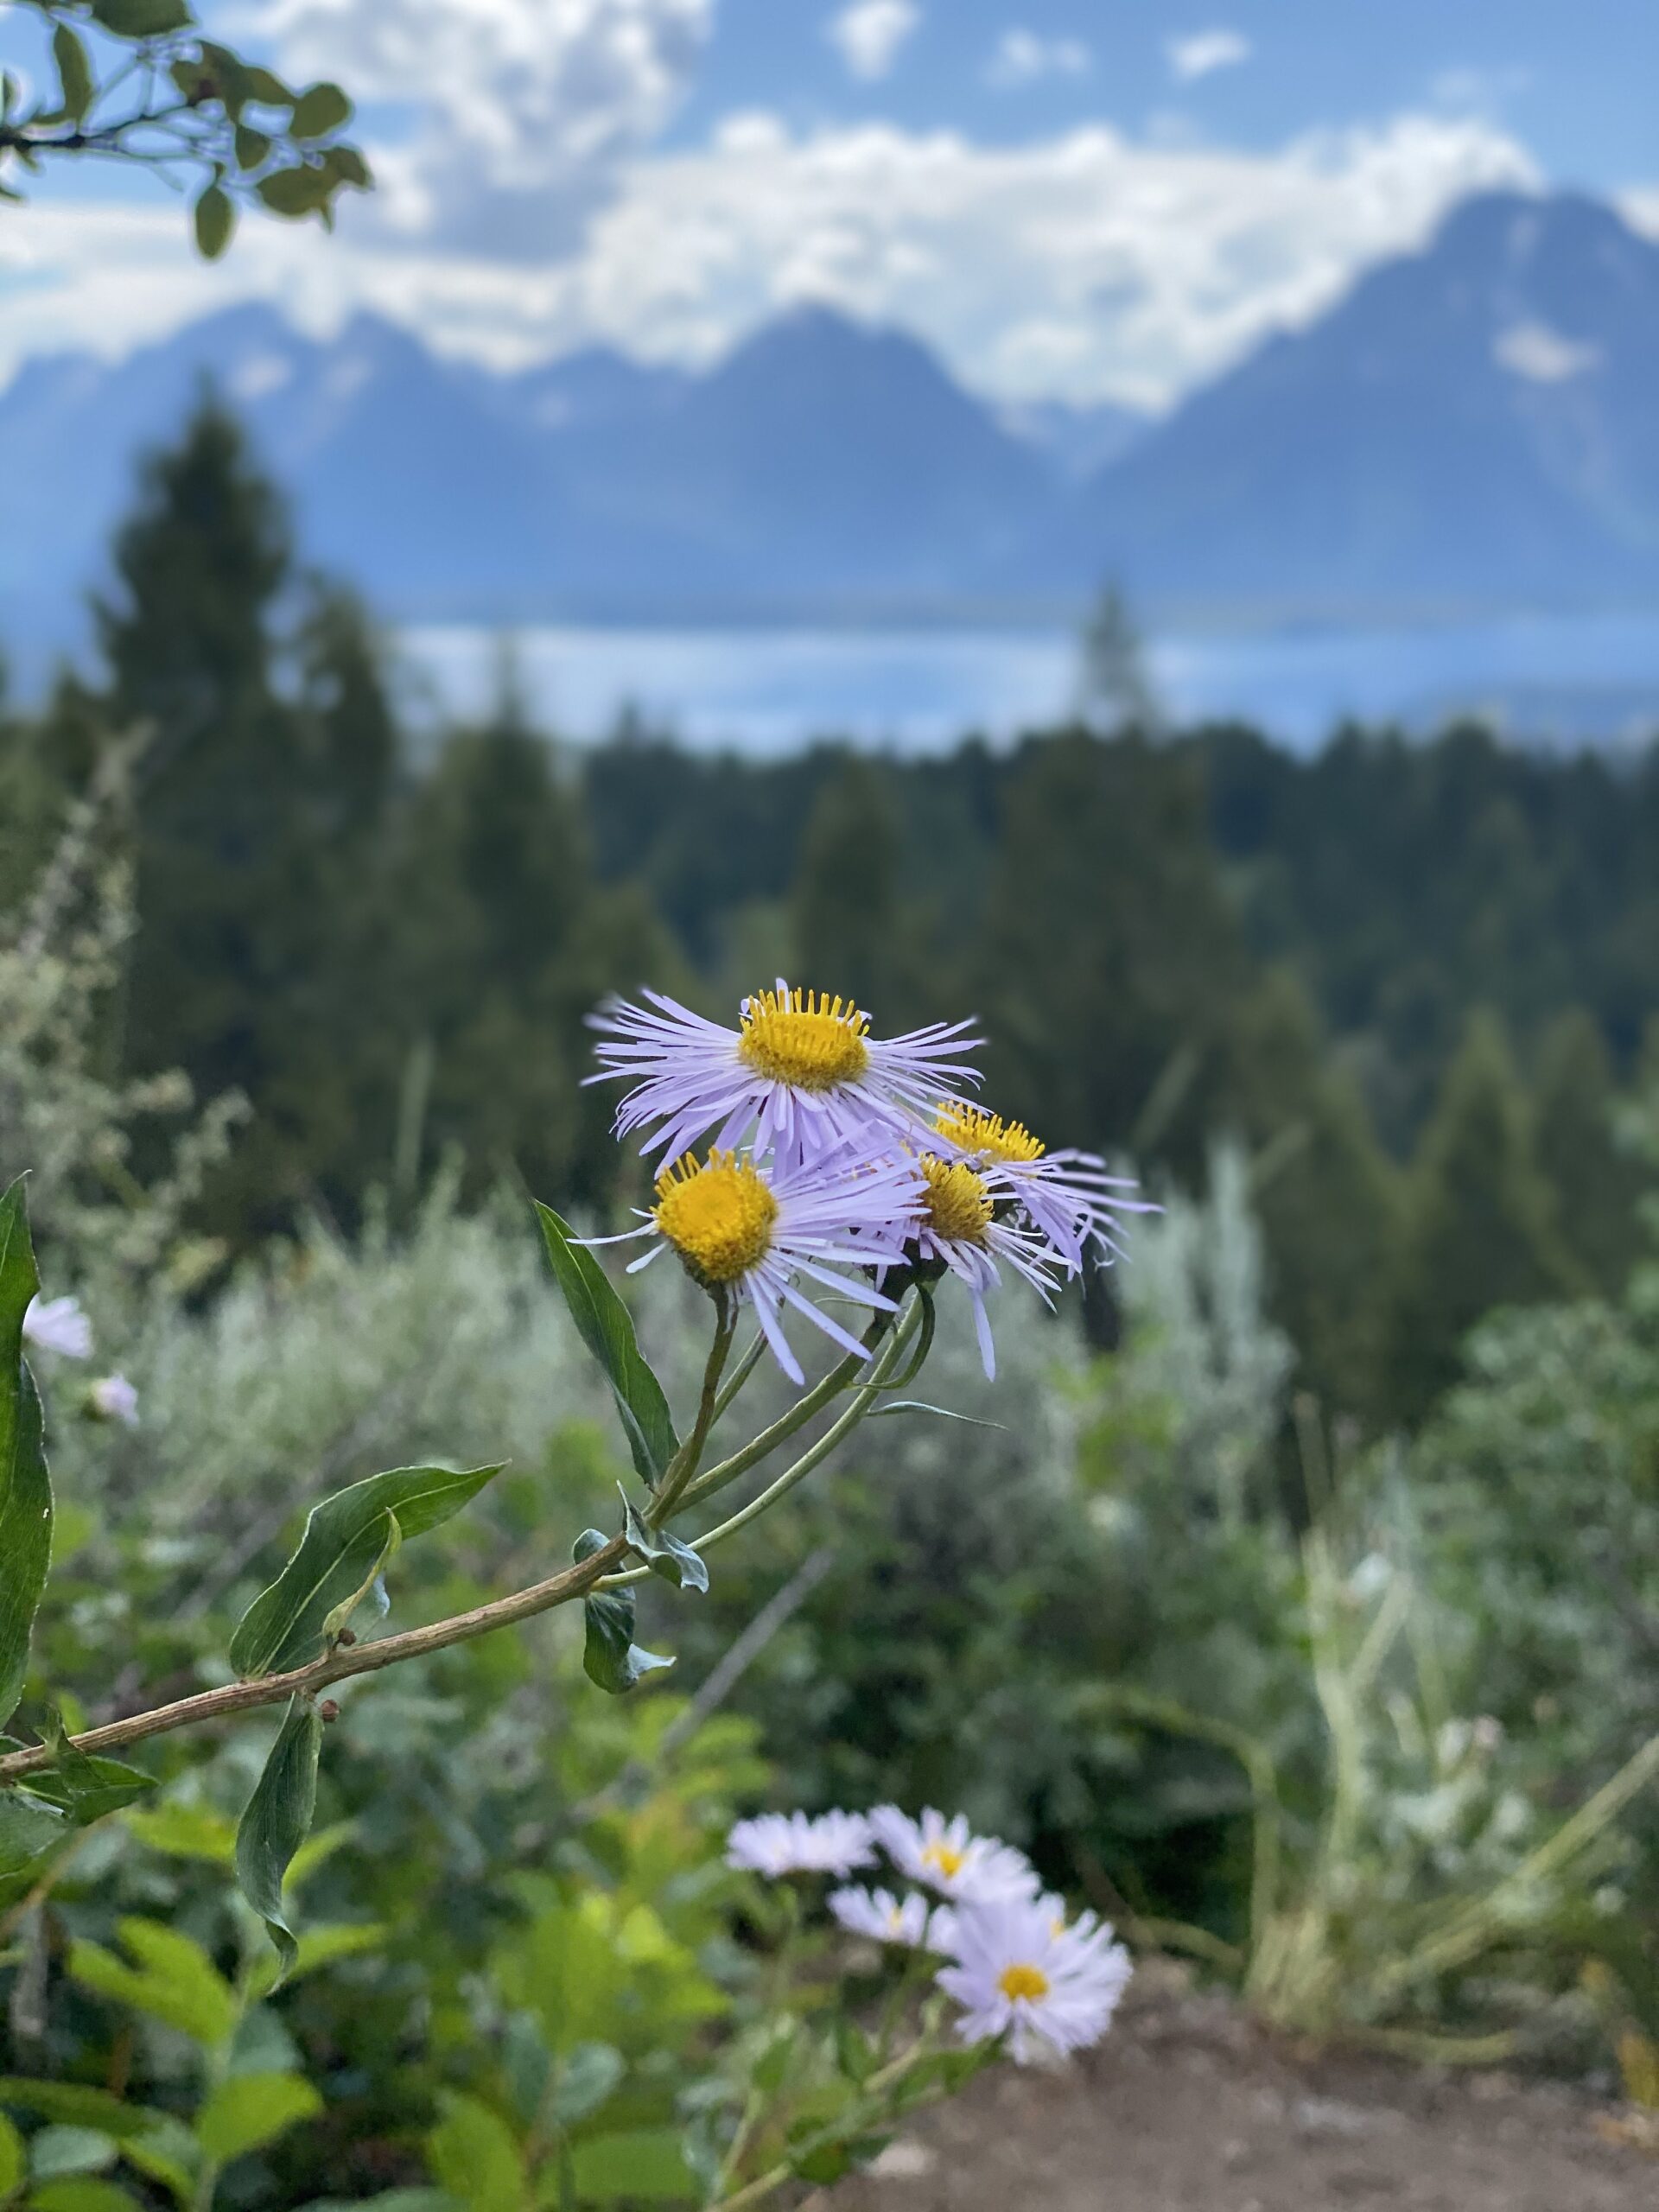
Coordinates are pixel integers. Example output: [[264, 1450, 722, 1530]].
[[4, 398, 1656, 1434]]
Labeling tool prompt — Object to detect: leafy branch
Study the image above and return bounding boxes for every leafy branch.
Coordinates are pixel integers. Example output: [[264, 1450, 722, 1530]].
[[0, 0, 369, 254]]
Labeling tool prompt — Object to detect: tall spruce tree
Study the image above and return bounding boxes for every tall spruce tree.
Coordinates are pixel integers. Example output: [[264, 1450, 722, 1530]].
[[1532, 1007, 1648, 1294], [1388, 1009, 1581, 1423], [97, 399, 397, 1237], [791, 758, 910, 1017]]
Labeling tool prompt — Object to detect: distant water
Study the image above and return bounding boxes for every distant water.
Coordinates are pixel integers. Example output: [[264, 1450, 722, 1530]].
[[397, 609, 1659, 756]]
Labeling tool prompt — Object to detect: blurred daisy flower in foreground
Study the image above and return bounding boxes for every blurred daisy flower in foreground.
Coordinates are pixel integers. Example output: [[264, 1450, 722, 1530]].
[[829, 1885, 943, 1949], [932, 1103, 1157, 1274], [22, 1294, 92, 1359], [589, 981, 982, 1167], [937, 1891, 1133, 2063], [592, 1147, 922, 1384], [727, 1810, 875, 1878], [869, 1805, 1039, 1906], [89, 1374, 140, 1427]]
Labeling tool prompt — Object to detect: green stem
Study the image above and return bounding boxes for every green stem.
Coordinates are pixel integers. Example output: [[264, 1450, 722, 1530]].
[[647, 1298, 737, 1526], [681, 1292, 920, 1512], [714, 2034, 940, 2210]]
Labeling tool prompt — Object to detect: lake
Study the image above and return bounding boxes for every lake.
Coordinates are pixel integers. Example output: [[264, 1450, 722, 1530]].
[[397, 608, 1659, 757]]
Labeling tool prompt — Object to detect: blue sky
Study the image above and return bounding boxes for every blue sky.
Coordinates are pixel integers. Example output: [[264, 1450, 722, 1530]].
[[1, 1, 1652, 408]]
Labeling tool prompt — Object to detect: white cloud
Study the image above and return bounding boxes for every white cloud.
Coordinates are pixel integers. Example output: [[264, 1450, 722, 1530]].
[[826, 1, 919, 83], [1167, 28, 1250, 83], [1620, 188, 1659, 243], [986, 29, 1091, 90], [251, 0, 713, 254], [0, 111, 1540, 410]]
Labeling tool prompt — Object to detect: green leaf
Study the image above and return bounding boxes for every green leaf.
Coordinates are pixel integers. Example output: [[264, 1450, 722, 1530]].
[[0, 1178, 52, 1732], [67, 1920, 238, 2046], [0, 2112, 22, 2196], [567, 2129, 696, 2202], [193, 182, 234, 260], [254, 164, 332, 218], [619, 1491, 708, 1593], [234, 1698, 321, 1984], [194, 2072, 321, 2165], [551, 2042, 624, 2126], [321, 143, 372, 189], [52, 25, 92, 123], [575, 1532, 673, 1695], [88, 0, 194, 35], [26, 1719, 156, 1827], [28, 2126, 116, 2178], [0, 2082, 172, 2141], [834, 2018, 877, 2084], [0, 1789, 67, 1877], [247, 1918, 385, 1998], [868, 1400, 1005, 1429], [536, 1205, 678, 1488], [29, 2181, 145, 2211], [295, 2196, 455, 2212], [289, 82, 352, 140], [232, 123, 271, 169], [122, 1802, 235, 1863], [427, 2094, 524, 2212], [229, 1462, 501, 1677]]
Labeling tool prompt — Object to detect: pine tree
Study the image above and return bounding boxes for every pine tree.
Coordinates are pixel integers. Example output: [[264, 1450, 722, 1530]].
[[1532, 1007, 1647, 1294], [1388, 1010, 1581, 1422], [791, 758, 908, 1016]]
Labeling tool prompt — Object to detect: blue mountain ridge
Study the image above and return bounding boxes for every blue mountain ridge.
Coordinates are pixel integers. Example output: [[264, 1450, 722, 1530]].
[[3, 188, 1658, 645]]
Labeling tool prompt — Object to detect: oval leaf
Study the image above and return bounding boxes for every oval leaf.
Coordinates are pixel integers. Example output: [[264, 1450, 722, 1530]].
[[52, 25, 93, 123], [235, 1698, 321, 1984], [620, 1491, 707, 1593], [289, 82, 352, 140], [229, 1462, 501, 1678], [536, 1205, 678, 1488], [195, 2071, 321, 2165], [0, 1178, 52, 1732], [89, 0, 194, 35], [193, 181, 235, 259]]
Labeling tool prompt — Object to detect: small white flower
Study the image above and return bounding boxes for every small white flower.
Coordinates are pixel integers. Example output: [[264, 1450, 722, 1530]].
[[937, 1891, 1133, 2063], [89, 1374, 140, 1427], [829, 1885, 941, 1948], [868, 1806, 1038, 1904], [22, 1294, 92, 1360], [727, 1809, 875, 1878]]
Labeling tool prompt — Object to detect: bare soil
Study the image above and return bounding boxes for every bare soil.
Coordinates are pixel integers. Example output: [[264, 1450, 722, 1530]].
[[830, 1969, 1656, 2211]]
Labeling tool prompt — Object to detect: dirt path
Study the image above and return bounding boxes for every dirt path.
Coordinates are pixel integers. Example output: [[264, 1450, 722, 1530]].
[[831, 1972, 1655, 2211]]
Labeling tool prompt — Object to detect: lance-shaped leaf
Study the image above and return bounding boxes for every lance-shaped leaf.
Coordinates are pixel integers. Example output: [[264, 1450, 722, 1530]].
[[24, 1717, 156, 1826], [0, 1789, 68, 1878], [229, 1462, 502, 1678], [868, 1401, 1005, 1430], [536, 1205, 678, 1488], [574, 1530, 674, 1694], [620, 1491, 709, 1593], [0, 1178, 52, 1732], [235, 1698, 321, 1983]]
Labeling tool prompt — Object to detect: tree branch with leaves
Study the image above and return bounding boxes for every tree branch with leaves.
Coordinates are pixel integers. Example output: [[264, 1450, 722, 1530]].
[[0, 0, 368, 254]]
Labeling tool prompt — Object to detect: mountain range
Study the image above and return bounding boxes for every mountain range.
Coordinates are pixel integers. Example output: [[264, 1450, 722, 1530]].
[[4, 188, 1659, 652]]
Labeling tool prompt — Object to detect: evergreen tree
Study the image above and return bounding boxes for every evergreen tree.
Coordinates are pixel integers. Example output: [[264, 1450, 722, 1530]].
[[1532, 1007, 1648, 1294], [97, 400, 397, 1238], [971, 731, 1247, 1172], [1223, 969, 1402, 1421], [1388, 1010, 1581, 1422], [791, 758, 909, 1016]]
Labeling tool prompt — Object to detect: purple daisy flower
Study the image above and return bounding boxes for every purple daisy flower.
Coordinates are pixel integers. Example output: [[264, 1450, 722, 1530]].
[[588, 981, 982, 1167], [908, 1154, 1065, 1380], [932, 1103, 1159, 1274], [589, 1146, 923, 1385]]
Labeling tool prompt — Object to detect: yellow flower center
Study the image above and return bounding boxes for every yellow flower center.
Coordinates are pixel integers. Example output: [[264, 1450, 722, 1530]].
[[920, 1156, 994, 1246], [920, 1840, 967, 1879], [998, 1962, 1051, 2004], [654, 1153, 779, 1284], [738, 988, 871, 1092], [935, 1102, 1046, 1165]]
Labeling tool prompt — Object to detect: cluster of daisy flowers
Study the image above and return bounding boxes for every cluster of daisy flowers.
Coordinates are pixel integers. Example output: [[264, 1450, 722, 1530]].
[[588, 981, 1153, 1382], [22, 1293, 139, 1427], [727, 1803, 1132, 2067]]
